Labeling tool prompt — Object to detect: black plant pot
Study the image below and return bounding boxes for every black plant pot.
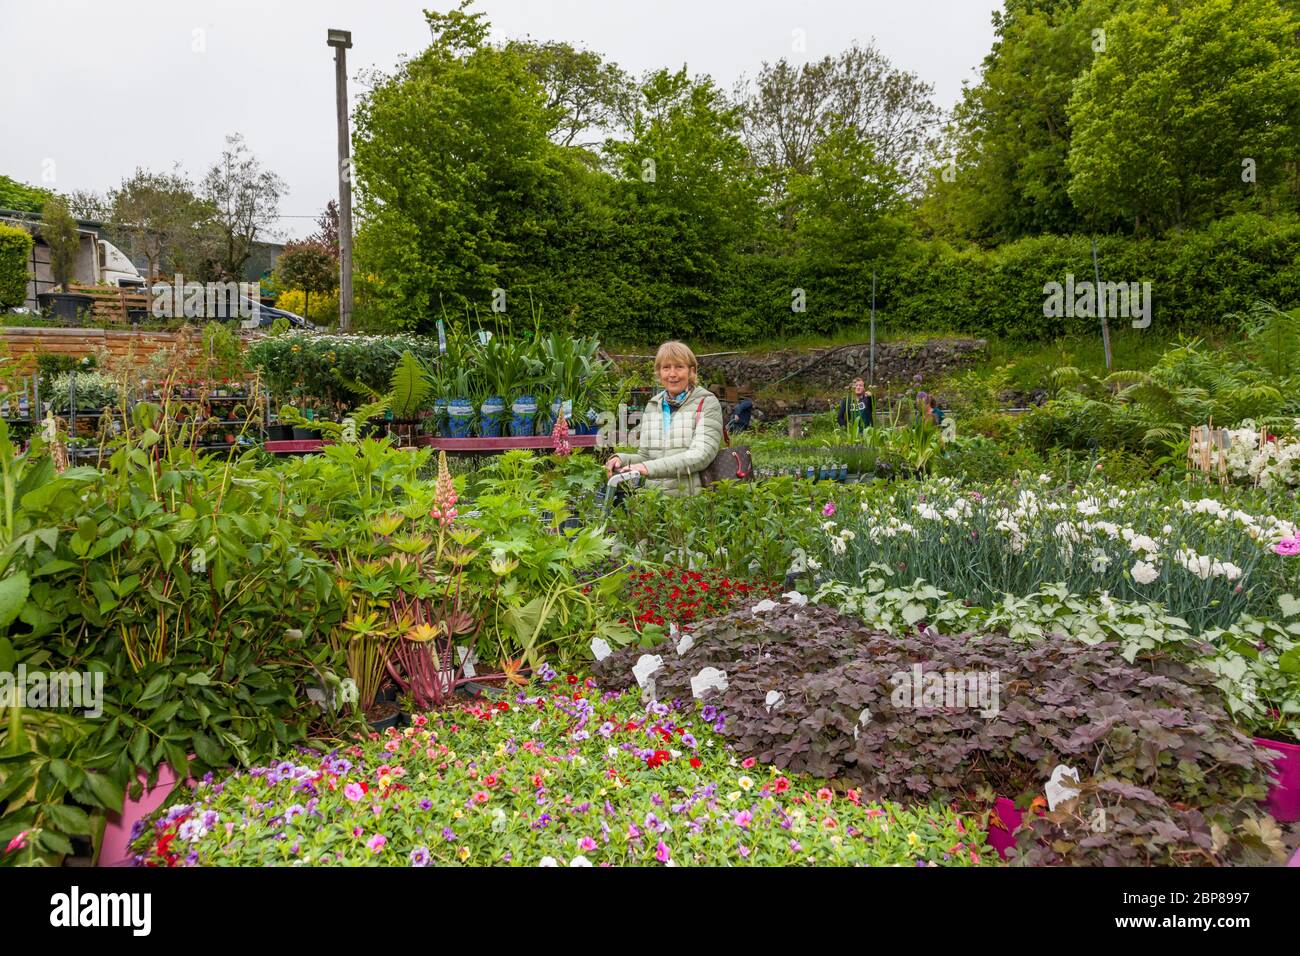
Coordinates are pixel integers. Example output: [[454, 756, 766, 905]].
[[366, 700, 401, 732], [266, 424, 293, 441], [37, 291, 93, 325], [291, 426, 321, 441]]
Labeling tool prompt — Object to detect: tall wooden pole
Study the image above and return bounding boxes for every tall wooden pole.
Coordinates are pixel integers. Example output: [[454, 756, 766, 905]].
[[328, 29, 354, 332], [1092, 237, 1111, 371], [868, 269, 877, 387]]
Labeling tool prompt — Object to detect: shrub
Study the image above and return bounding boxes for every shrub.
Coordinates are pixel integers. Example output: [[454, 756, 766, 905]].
[[591, 601, 1274, 813], [933, 435, 1043, 481], [0, 222, 33, 308], [1008, 779, 1289, 867]]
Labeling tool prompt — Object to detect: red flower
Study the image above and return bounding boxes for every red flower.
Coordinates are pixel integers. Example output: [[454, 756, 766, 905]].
[[645, 750, 671, 769], [566, 675, 579, 685], [496, 701, 510, 711], [689, 757, 702, 769]]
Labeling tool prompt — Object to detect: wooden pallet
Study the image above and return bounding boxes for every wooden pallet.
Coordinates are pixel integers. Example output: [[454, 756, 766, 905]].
[[67, 284, 152, 325]]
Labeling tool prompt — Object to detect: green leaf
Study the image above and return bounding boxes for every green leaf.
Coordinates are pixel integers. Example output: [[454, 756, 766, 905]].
[[137, 673, 170, 704], [44, 802, 92, 836], [80, 772, 125, 813], [37, 829, 74, 856], [0, 571, 30, 629], [153, 531, 176, 569], [48, 759, 86, 791]]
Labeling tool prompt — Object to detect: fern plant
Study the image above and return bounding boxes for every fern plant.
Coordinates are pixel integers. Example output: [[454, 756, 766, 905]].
[[387, 350, 432, 420]]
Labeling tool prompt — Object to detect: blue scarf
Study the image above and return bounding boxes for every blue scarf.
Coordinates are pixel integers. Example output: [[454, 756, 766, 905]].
[[661, 388, 690, 439]]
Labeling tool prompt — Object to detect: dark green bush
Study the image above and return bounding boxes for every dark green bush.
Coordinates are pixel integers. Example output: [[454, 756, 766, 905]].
[[933, 435, 1043, 481]]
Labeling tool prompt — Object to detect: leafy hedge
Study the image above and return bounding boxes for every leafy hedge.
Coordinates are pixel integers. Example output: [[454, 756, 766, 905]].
[[0, 222, 33, 308], [469, 212, 1300, 346]]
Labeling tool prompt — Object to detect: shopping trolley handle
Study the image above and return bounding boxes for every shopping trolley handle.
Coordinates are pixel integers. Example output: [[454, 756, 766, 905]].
[[606, 469, 643, 490]]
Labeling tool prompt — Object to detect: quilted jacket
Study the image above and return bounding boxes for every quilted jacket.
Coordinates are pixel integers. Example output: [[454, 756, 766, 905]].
[[619, 385, 724, 496]]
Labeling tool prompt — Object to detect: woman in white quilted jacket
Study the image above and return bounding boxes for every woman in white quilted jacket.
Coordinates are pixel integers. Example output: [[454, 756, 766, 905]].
[[604, 340, 724, 497]]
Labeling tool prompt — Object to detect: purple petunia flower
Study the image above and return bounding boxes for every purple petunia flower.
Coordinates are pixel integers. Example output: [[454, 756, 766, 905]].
[[411, 846, 431, 867], [442, 827, 457, 842], [419, 799, 433, 811]]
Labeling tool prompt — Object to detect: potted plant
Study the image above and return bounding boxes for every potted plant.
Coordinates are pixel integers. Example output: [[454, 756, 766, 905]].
[[48, 370, 119, 413], [35, 196, 93, 325]]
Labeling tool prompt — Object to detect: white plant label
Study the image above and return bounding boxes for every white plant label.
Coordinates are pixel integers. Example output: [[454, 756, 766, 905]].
[[632, 654, 663, 688], [590, 637, 612, 661], [675, 632, 694, 656], [1045, 764, 1082, 811], [764, 690, 785, 713], [690, 667, 729, 699]]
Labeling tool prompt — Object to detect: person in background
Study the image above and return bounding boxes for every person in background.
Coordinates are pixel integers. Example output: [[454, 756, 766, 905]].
[[837, 378, 874, 430], [728, 392, 755, 433], [917, 391, 937, 425], [604, 340, 723, 497]]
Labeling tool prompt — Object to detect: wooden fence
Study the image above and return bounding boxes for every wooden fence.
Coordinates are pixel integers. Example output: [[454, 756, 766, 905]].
[[0, 326, 259, 374]]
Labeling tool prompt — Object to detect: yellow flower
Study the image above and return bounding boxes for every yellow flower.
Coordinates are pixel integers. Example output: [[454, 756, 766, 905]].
[[457, 846, 470, 862], [727, 791, 741, 802], [738, 776, 754, 791], [453, 809, 464, 819], [907, 831, 920, 847]]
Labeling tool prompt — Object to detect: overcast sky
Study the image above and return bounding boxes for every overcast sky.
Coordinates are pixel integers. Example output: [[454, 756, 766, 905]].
[[1, 0, 1000, 240]]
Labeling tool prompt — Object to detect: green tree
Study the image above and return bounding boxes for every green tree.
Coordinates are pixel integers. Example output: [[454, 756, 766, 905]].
[[276, 240, 338, 324], [740, 43, 940, 195], [508, 38, 634, 149], [602, 68, 767, 339], [1067, 0, 1300, 232], [199, 133, 286, 280], [922, 0, 1119, 242], [40, 195, 81, 293], [787, 125, 907, 264], [352, 1, 559, 329], [0, 174, 53, 214], [107, 167, 214, 294]]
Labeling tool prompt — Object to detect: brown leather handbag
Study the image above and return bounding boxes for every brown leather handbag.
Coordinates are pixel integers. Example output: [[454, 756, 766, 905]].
[[694, 398, 754, 487]]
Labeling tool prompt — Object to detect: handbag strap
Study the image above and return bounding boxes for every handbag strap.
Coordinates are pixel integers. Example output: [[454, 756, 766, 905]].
[[694, 396, 730, 446]]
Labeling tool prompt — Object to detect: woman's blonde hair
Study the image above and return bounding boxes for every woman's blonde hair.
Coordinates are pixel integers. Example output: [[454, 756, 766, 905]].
[[654, 340, 698, 388]]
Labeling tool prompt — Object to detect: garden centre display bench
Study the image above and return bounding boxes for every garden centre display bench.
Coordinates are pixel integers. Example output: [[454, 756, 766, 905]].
[[262, 435, 600, 455]]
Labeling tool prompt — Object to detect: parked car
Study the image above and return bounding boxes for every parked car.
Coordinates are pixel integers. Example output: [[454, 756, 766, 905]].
[[235, 296, 316, 331]]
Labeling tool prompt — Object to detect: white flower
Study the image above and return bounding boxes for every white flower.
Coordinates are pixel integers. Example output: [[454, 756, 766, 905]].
[[539, 856, 559, 867], [830, 536, 847, 555], [1130, 560, 1159, 585], [1090, 550, 1111, 573], [570, 856, 593, 867]]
